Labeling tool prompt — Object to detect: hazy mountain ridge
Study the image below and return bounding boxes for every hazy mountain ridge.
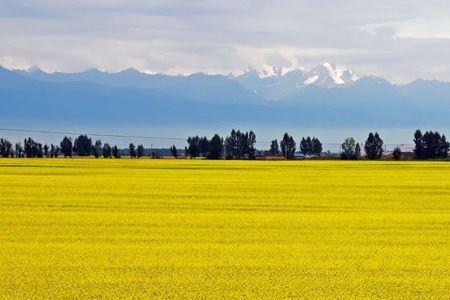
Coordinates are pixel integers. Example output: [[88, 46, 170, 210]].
[[14, 67, 267, 106], [2, 65, 450, 130]]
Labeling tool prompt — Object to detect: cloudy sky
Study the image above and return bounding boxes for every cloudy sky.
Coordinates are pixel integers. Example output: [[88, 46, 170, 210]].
[[1, 0, 450, 83]]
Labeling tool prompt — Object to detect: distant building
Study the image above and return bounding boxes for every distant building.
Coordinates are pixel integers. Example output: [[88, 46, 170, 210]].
[[294, 151, 305, 158]]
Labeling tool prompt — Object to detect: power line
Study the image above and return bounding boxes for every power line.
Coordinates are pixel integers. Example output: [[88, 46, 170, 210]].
[[0, 127, 414, 147], [0, 127, 274, 143], [0, 127, 274, 144], [0, 127, 186, 141], [1, 127, 278, 145]]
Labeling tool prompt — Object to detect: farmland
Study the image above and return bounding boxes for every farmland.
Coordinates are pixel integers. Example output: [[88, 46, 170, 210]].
[[1, 159, 450, 298]]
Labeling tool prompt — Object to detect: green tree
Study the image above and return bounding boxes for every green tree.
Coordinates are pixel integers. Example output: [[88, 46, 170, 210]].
[[300, 137, 313, 155], [414, 129, 424, 159], [112, 145, 120, 158], [50, 144, 60, 158], [208, 134, 223, 159], [224, 130, 238, 159], [0, 138, 12, 158], [355, 143, 361, 159], [438, 134, 449, 158], [247, 131, 256, 159], [43, 144, 49, 158], [414, 130, 449, 159], [199, 137, 210, 157], [312, 137, 322, 156], [187, 136, 200, 158], [364, 132, 384, 160], [393, 147, 402, 160], [170, 145, 178, 158], [24, 138, 43, 158], [93, 140, 102, 158], [102, 143, 112, 158], [15, 143, 23, 158], [129, 143, 136, 158], [422, 131, 439, 159], [60, 136, 73, 158], [341, 137, 357, 160], [280, 133, 296, 160], [269, 139, 279, 155], [50, 144, 55, 158], [237, 130, 248, 158], [74, 135, 92, 157], [137, 144, 145, 158]]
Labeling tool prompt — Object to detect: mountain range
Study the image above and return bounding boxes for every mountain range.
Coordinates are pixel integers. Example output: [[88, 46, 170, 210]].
[[2, 63, 450, 133], [232, 63, 358, 99]]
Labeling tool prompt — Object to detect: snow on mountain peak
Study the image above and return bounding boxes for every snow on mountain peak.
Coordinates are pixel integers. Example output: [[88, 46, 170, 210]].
[[322, 62, 345, 84], [233, 63, 357, 86], [256, 65, 299, 78], [259, 65, 279, 78], [232, 65, 303, 79], [232, 63, 359, 99], [302, 63, 358, 88], [304, 75, 318, 85]]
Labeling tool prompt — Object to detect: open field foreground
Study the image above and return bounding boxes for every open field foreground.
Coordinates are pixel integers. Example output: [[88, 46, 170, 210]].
[[1, 159, 450, 298]]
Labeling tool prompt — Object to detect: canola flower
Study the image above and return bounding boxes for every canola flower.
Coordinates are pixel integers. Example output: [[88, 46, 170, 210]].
[[0, 159, 449, 298]]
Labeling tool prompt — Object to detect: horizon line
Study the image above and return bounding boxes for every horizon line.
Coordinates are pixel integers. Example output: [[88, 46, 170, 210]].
[[2, 64, 445, 86]]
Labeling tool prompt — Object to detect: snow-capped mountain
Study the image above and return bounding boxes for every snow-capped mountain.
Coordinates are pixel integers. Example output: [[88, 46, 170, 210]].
[[304, 63, 358, 89], [4, 65, 450, 131], [232, 63, 358, 99]]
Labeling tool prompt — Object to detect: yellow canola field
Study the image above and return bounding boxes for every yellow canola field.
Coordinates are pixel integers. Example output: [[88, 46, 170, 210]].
[[1, 159, 450, 299]]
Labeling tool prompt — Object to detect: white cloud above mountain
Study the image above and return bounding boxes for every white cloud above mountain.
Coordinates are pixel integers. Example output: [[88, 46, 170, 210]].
[[1, 1, 450, 83]]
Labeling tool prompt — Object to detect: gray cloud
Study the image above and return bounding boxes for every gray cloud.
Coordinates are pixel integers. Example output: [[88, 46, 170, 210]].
[[1, 0, 450, 82]]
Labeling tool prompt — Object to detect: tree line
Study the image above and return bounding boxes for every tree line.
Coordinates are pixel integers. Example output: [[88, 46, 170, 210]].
[[337, 130, 449, 160], [0, 129, 449, 160], [0, 135, 145, 159]]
